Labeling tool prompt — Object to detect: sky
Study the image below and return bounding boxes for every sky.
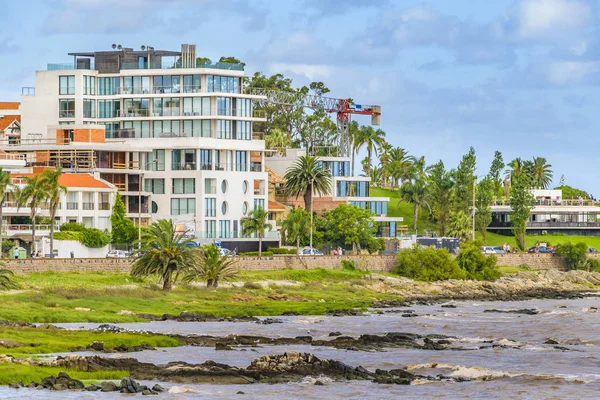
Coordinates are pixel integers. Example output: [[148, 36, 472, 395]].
[[1, 0, 599, 194]]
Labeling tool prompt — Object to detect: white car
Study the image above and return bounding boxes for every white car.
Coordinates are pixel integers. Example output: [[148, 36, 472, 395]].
[[219, 248, 232, 256], [106, 250, 129, 258], [301, 247, 324, 256]]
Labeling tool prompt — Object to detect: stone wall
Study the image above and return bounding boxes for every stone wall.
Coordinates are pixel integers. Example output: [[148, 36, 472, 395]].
[[1, 253, 569, 274]]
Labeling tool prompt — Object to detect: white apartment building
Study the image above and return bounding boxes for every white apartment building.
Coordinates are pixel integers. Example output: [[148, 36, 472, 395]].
[[6, 44, 275, 250]]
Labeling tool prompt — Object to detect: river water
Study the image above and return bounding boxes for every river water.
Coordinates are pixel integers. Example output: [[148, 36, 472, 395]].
[[3, 297, 600, 399]]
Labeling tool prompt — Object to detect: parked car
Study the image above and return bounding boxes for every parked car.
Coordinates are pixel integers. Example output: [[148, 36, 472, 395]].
[[480, 246, 497, 254], [491, 247, 505, 254], [588, 247, 598, 253], [301, 247, 324, 256], [527, 246, 553, 254], [106, 250, 129, 258], [219, 248, 232, 257]]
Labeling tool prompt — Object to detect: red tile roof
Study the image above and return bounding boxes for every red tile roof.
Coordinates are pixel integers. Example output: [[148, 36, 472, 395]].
[[11, 173, 112, 189], [268, 201, 286, 210], [0, 115, 20, 131], [0, 102, 20, 110]]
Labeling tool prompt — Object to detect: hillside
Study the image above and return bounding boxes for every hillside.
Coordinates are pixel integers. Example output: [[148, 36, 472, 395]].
[[369, 186, 436, 232]]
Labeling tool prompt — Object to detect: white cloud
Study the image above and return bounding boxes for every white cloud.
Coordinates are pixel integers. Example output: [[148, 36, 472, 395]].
[[546, 60, 600, 84], [268, 63, 333, 81], [515, 0, 591, 39]]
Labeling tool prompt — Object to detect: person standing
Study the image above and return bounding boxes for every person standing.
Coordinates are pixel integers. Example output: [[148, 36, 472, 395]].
[[70, 250, 75, 259], [13, 247, 19, 260]]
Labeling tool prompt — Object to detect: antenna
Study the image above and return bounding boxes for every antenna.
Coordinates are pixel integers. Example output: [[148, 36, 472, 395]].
[[111, 44, 117, 49], [141, 45, 146, 51], [117, 45, 122, 50]]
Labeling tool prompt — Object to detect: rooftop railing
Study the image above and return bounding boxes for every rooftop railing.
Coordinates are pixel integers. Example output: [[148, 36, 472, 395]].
[[492, 199, 597, 207]]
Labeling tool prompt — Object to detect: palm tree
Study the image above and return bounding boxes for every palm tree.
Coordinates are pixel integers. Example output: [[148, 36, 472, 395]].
[[265, 127, 292, 151], [531, 157, 553, 189], [130, 219, 200, 291], [0, 267, 18, 290], [385, 147, 414, 188], [0, 168, 13, 254], [183, 244, 237, 288], [284, 155, 332, 213], [448, 211, 472, 242], [369, 166, 383, 186], [41, 167, 66, 258], [15, 174, 50, 256], [398, 179, 431, 231], [280, 208, 311, 255], [354, 126, 386, 175], [240, 206, 273, 257]]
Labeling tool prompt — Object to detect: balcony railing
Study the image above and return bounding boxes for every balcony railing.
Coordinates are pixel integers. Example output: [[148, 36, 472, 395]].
[[172, 162, 197, 171], [66, 202, 78, 210], [250, 164, 263, 172], [489, 221, 600, 229], [121, 110, 150, 117], [254, 188, 266, 196], [2, 224, 59, 233], [82, 202, 94, 210], [195, 231, 280, 240], [120, 60, 244, 71], [127, 204, 149, 214], [99, 202, 111, 211], [59, 111, 75, 118], [492, 199, 597, 207]]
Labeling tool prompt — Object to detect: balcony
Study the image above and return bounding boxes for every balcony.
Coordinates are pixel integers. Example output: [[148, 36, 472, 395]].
[[99, 202, 111, 211], [66, 202, 78, 210], [120, 60, 243, 71], [250, 164, 262, 172], [59, 111, 75, 118], [200, 163, 213, 171], [121, 110, 150, 118], [172, 162, 197, 171], [82, 203, 94, 210], [489, 221, 600, 229], [254, 188, 266, 196], [128, 204, 149, 214], [195, 231, 280, 240]]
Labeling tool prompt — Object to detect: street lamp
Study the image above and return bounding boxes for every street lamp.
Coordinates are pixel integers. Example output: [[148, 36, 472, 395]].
[[309, 177, 314, 250]]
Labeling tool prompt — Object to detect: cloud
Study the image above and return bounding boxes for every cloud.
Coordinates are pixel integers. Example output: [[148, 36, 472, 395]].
[[418, 60, 446, 72], [0, 31, 19, 54], [268, 63, 333, 81], [513, 0, 592, 40]]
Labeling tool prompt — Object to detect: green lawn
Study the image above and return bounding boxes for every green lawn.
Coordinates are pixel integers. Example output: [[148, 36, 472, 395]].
[[478, 232, 600, 249], [370, 186, 437, 232]]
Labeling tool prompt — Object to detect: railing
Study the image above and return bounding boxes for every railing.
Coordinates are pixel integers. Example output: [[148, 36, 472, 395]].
[[195, 231, 280, 239], [82, 202, 94, 210], [120, 61, 244, 71], [200, 163, 213, 171], [152, 109, 181, 117], [183, 86, 202, 93], [489, 221, 600, 229], [121, 110, 150, 117], [59, 111, 75, 118], [3, 224, 59, 232], [47, 63, 95, 70], [99, 203, 111, 211], [0, 153, 26, 161], [106, 161, 139, 170], [250, 164, 263, 172], [111, 182, 126, 191], [98, 110, 121, 118], [66, 202, 78, 210], [152, 85, 181, 94], [214, 163, 229, 171], [172, 162, 197, 171], [1, 137, 72, 147], [252, 132, 265, 140], [492, 199, 597, 207]]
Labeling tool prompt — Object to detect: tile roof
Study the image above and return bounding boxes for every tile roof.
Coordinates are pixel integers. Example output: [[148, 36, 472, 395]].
[[268, 201, 286, 210], [0, 102, 20, 110], [12, 172, 113, 189], [0, 116, 20, 131]]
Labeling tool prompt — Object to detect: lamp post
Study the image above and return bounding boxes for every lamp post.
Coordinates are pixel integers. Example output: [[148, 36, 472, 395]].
[[309, 178, 314, 250], [472, 180, 476, 241]]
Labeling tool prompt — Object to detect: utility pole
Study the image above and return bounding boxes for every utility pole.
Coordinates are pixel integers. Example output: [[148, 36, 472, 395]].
[[472, 180, 476, 241]]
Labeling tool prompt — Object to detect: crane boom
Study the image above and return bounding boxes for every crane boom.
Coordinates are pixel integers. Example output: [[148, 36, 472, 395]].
[[251, 88, 381, 157]]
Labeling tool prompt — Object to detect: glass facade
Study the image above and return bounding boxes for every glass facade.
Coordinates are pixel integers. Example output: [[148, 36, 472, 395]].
[[217, 120, 231, 139], [123, 76, 150, 94], [98, 100, 120, 118], [350, 200, 388, 215], [183, 75, 201, 93], [205, 220, 216, 238], [83, 76, 96, 95], [98, 77, 120, 95], [237, 98, 251, 117], [219, 220, 231, 238], [146, 150, 165, 171], [170, 198, 195, 215], [235, 151, 247, 171], [205, 198, 216, 217], [254, 198, 265, 210], [172, 178, 195, 194], [59, 99, 75, 118], [123, 98, 150, 117], [59, 76, 75, 95], [237, 121, 251, 140], [99, 122, 119, 138], [374, 221, 399, 238], [153, 75, 180, 93], [217, 97, 231, 115], [153, 120, 180, 136], [336, 181, 369, 197], [153, 97, 180, 116], [183, 97, 210, 116], [208, 75, 240, 93], [320, 161, 351, 177], [144, 179, 165, 194], [171, 149, 196, 170], [83, 99, 95, 118], [183, 120, 211, 137], [123, 120, 150, 137]]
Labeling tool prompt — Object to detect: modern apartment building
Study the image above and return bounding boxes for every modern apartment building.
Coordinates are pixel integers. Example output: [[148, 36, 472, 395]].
[[266, 148, 405, 238], [3, 44, 276, 250]]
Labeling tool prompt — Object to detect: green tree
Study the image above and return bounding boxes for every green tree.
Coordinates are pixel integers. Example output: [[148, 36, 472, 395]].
[[386, 147, 414, 187], [323, 204, 375, 252], [451, 147, 476, 214], [130, 219, 199, 291], [398, 178, 431, 231], [240, 206, 273, 257], [553, 185, 589, 200], [264, 127, 292, 150], [348, 121, 361, 176], [448, 211, 471, 242], [280, 208, 311, 255], [302, 109, 337, 155], [183, 244, 238, 287], [354, 126, 386, 175], [488, 151, 504, 198], [218, 56, 245, 67], [110, 194, 137, 246], [475, 177, 494, 242], [531, 157, 553, 189], [510, 174, 534, 251], [15, 174, 50, 255], [395, 245, 465, 281], [41, 167, 67, 257], [284, 155, 332, 213], [428, 161, 454, 236], [555, 242, 588, 270], [456, 241, 501, 280], [0, 168, 13, 254], [369, 166, 383, 186]]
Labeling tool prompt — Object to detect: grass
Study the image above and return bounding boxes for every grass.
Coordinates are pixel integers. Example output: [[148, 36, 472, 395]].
[[0, 326, 182, 356], [0, 363, 128, 385], [370, 186, 436, 232], [497, 265, 533, 274], [478, 231, 600, 249]]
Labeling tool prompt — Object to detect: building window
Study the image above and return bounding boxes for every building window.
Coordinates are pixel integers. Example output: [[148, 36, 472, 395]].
[[59, 76, 75, 95], [153, 120, 180, 137], [204, 178, 216, 194], [242, 180, 248, 194], [219, 220, 231, 238], [254, 198, 265, 210], [83, 76, 96, 95], [237, 121, 251, 140], [172, 178, 195, 194], [221, 201, 228, 215], [123, 76, 150, 94], [144, 178, 165, 194], [205, 198, 216, 217], [236, 98, 251, 117], [183, 75, 201, 93], [221, 180, 228, 194], [146, 150, 165, 171], [123, 120, 151, 138], [183, 97, 210, 116], [171, 149, 196, 170], [153, 97, 180, 117], [235, 151, 247, 171], [59, 99, 75, 118], [98, 100, 120, 118], [83, 99, 96, 118], [242, 201, 248, 215], [217, 97, 231, 116], [336, 181, 369, 197], [170, 198, 195, 215], [205, 220, 216, 238], [217, 120, 231, 139], [151, 201, 158, 213], [183, 119, 211, 138], [123, 98, 150, 117], [153, 75, 180, 93], [208, 75, 240, 93], [98, 77, 120, 95]]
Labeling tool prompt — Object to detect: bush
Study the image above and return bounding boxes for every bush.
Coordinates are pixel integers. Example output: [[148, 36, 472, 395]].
[[556, 242, 588, 270], [53, 231, 84, 242], [364, 237, 386, 254], [239, 251, 273, 257], [267, 248, 295, 255], [81, 228, 110, 248], [456, 241, 501, 281], [341, 260, 356, 271], [587, 258, 600, 272], [59, 222, 87, 232], [394, 245, 466, 281], [2, 240, 13, 255]]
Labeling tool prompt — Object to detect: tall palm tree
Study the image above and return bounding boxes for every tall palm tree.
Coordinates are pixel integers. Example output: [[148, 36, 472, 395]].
[[240, 206, 273, 257], [130, 219, 199, 291], [15, 174, 50, 256], [398, 178, 431, 231], [284, 155, 332, 213], [412, 156, 428, 180], [385, 147, 414, 188], [0, 168, 13, 253], [183, 244, 237, 288], [354, 126, 386, 175], [369, 166, 383, 186], [41, 167, 66, 258], [280, 208, 311, 255], [264, 127, 292, 151], [531, 157, 553, 189]]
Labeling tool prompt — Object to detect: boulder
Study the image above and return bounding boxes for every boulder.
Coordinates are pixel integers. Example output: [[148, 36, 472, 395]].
[[88, 341, 105, 351]]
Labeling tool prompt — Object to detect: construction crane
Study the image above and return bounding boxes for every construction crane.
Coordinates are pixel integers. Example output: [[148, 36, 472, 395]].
[[251, 89, 381, 157]]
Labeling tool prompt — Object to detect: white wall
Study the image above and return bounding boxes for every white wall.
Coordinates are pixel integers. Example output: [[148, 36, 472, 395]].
[[41, 238, 109, 258]]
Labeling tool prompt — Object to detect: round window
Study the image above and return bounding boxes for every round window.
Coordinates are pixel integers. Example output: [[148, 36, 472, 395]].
[[221, 201, 228, 215], [242, 201, 248, 215], [151, 201, 158, 213], [242, 180, 248, 194], [221, 180, 228, 194]]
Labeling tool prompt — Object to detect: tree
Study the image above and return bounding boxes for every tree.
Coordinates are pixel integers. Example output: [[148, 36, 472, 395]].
[[510, 173, 534, 251], [0, 168, 13, 254], [531, 157, 553, 189], [218, 56, 245, 67], [15, 174, 50, 255], [284, 156, 332, 213], [386, 147, 414, 187], [183, 244, 237, 287], [264, 127, 292, 151], [488, 151, 504, 198], [302, 109, 337, 155], [280, 208, 311, 255], [323, 204, 375, 252], [448, 211, 471, 242], [555, 242, 588, 271], [451, 147, 476, 214], [369, 166, 383, 186], [41, 167, 67, 257], [130, 219, 199, 291], [354, 126, 386, 175], [395, 246, 465, 281], [398, 179, 431, 231], [240, 206, 273, 257], [456, 241, 501, 281], [475, 177, 494, 242], [428, 161, 454, 236], [110, 194, 137, 246]]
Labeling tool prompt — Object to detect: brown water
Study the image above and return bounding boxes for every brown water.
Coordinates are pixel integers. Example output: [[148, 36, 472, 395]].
[[8, 297, 600, 399]]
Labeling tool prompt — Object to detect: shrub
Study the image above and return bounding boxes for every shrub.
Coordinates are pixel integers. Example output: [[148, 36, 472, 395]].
[[268, 248, 294, 255], [2, 240, 13, 255], [243, 282, 262, 290], [555, 242, 588, 270], [364, 237, 386, 254], [341, 260, 356, 271], [81, 228, 110, 248], [53, 231, 84, 242], [587, 258, 600, 272], [394, 245, 466, 281], [455, 241, 501, 281], [59, 222, 87, 232], [239, 251, 273, 257]]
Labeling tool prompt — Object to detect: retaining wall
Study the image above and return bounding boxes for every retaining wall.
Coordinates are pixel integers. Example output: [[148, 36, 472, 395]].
[[1, 253, 571, 274]]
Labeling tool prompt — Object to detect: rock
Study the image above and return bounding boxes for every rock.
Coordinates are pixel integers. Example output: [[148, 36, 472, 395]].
[[88, 341, 105, 351], [96, 324, 125, 333], [484, 308, 539, 315], [328, 332, 342, 337], [151, 384, 165, 392], [281, 311, 300, 316], [142, 389, 157, 395], [0, 339, 25, 348], [37, 323, 60, 330], [441, 304, 457, 308], [402, 313, 418, 318], [53, 383, 67, 391], [215, 342, 233, 351], [85, 384, 102, 391], [325, 309, 362, 317], [168, 386, 200, 394], [100, 381, 118, 392], [237, 391, 246, 394], [554, 346, 571, 351], [257, 318, 283, 325], [294, 336, 313, 343], [8, 382, 22, 389], [120, 377, 141, 393], [314, 380, 324, 386], [545, 338, 560, 345]]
